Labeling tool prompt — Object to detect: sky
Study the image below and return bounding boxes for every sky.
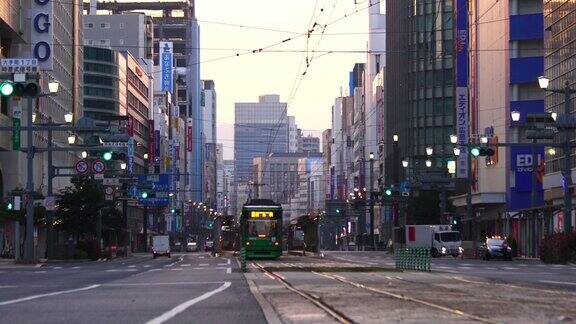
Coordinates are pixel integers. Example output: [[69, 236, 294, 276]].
[[196, 0, 373, 159]]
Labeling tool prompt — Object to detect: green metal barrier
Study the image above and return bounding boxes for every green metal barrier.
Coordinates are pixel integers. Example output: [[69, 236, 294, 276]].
[[394, 247, 431, 271], [240, 247, 247, 272]]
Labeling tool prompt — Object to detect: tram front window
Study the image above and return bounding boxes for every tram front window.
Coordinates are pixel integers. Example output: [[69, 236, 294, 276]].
[[248, 220, 277, 238]]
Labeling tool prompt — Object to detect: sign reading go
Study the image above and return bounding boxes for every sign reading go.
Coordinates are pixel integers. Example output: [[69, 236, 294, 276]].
[[31, 0, 54, 70]]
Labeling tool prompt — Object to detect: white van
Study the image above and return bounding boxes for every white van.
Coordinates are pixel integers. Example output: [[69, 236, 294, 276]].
[[152, 235, 171, 258]]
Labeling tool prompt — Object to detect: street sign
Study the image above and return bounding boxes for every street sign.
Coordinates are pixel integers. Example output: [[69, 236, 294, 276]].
[[138, 197, 169, 206], [103, 178, 120, 186], [94, 173, 104, 180], [104, 186, 114, 195], [0, 58, 39, 73], [102, 142, 128, 147], [130, 185, 138, 198], [92, 159, 106, 174], [43, 196, 56, 211], [75, 160, 89, 174], [12, 106, 21, 150]]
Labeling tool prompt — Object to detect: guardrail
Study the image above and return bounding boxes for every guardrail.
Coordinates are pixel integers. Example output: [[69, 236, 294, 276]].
[[395, 248, 431, 271]]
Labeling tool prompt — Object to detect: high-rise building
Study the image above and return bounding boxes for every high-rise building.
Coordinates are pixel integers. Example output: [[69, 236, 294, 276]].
[[544, 0, 576, 234], [300, 135, 320, 153], [234, 95, 289, 182], [87, 1, 202, 203], [288, 116, 299, 153], [83, 14, 154, 59]]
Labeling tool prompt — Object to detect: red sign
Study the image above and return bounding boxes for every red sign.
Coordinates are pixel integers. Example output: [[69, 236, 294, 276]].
[[75, 160, 89, 174], [148, 119, 155, 162], [187, 125, 193, 152], [408, 226, 416, 242], [127, 116, 134, 137]]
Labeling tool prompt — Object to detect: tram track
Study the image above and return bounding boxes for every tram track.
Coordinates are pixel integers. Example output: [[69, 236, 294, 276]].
[[252, 262, 356, 324]]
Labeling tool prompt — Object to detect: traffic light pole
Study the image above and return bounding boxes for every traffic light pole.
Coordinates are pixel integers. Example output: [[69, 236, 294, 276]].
[[25, 96, 35, 262]]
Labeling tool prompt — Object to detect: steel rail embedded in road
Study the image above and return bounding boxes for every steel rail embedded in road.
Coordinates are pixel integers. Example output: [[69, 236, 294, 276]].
[[252, 262, 356, 324], [314, 272, 496, 324]]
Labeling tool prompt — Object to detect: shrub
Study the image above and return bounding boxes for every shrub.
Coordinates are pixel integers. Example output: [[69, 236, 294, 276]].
[[74, 248, 89, 260], [540, 232, 576, 264]]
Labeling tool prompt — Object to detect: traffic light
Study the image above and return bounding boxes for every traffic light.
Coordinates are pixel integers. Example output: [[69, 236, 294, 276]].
[[0, 81, 40, 97], [451, 216, 461, 229], [170, 208, 176, 214], [336, 209, 341, 214], [385, 188, 392, 196], [112, 152, 127, 161], [102, 151, 113, 161], [470, 146, 495, 157], [141, 191, 149, 199], [6, 201, 13, 211]]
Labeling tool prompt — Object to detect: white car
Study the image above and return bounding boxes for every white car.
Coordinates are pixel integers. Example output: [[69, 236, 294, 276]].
[[186, 242, 199, 252]]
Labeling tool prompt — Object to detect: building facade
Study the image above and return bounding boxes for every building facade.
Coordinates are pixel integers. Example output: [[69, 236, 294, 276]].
[[234, 95, 289, 183], [300, 135, 320, 154]]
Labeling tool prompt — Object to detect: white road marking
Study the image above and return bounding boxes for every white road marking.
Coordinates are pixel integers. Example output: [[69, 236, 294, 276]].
[[181, 264, 191, 267], [199, 263, 209, 266], [144, 282, 231, 324], [143, 265, 151, 268], [0, 285, 100, 306], [128, 265, 136, 268], [227, 268, 232, 274], [34, 271, 47, 274], [147, 269, 162, 272], [539, 280, 576, 286], [105, 269, 138, 272], [503, 267, 519, 270], [198, 256, 205, 259], [171, 268, 183, 271], [71, 266, 80, 269], [0, 286, 16, 289], [53, 267, 62, 270], [104, 282, 225, 287], [192, 267, 232, 274]]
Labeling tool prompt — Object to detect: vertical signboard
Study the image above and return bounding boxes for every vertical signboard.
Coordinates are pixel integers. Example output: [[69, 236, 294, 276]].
[[154, 130, 160, 166], [187, 118, 193, 152], [12, 106, 21, 150], [456, 0, 469, 179], [159, 41, 173, 93], [30, 0, 54, 70], [127, 137, 135, 174], [148, 119, 155, 164]]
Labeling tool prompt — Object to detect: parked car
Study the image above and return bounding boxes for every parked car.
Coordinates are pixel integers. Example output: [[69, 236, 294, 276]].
[[186, 241, 199, 252], [480, 236, 512, 261]]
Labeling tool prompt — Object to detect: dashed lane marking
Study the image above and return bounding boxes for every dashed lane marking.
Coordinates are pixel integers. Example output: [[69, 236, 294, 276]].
[[105, 269, 138, 272], [128, 265, 136, 268], [34, 271, 47, 274], [104, 281, 225, 287], [53, 267, 62, 270], [199, 263, 209, 266], [0, 285, 17, 288], [0, 285, 100, 306], [539, 280, 576, 286], [147, 269, 162, 272], [181, 264, 191, 267], [143, 265, 151, 268], [71, 266, 80, 269], [144, 282, 231, 324], [171, 268, 183, 271]]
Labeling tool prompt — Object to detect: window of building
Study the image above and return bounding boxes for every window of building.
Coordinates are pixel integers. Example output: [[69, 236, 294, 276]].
[[100, 23, 111, 29], [84, 23, 94, 29], [119, 23, 125, 29], [119, 39, 125, 45]]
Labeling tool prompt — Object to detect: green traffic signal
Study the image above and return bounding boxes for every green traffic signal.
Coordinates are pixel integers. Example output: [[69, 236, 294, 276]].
[[170, 208, 176, 214], [6, 202, 13, 211], [385, 189, 392, 196], [453, 219, 457, 225], [336, 209, 340, 213], [0, 81, 14, 96], [470, 147, 481, 157], [141, 192, 148, 199], [103, 152, 113, 161]]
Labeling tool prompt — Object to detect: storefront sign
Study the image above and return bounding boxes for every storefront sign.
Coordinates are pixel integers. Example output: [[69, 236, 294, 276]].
[[30, 0, 53, 70]]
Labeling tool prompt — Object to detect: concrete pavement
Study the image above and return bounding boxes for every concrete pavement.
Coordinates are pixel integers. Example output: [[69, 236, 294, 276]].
[[0, 253, 266, 324], [323, 251, 576, 290]]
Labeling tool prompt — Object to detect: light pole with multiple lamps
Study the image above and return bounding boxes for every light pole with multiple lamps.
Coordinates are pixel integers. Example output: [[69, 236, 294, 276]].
[[538, 76, 576, 234]]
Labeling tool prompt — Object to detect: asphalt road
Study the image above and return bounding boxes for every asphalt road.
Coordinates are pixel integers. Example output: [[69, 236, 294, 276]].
[[0, 253, 266, 324], [324, 251, 576, 290]]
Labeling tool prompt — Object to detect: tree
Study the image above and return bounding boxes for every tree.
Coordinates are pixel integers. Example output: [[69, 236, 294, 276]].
[[55, 176, 122, 243]]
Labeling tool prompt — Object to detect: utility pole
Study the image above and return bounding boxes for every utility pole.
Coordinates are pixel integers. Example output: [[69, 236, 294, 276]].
[[46, 122, 54, 260], [25, 95, 35, 262], [369, 152, 375, 249], [562, 82, 573, 233], [467, 148, 475, 258], [531, 138, 538, 258]]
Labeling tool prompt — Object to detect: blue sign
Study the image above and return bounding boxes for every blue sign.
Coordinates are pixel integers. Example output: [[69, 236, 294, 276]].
[[456, 0, 469, 179], [138, 197, 169, 207], [508, 146, 545, 211], [154, 130, 160, 166], [160, 41, 173, 93], [138, 174, 171, 192], [127, 138, 135, 174], [400, 181, 410, 195]]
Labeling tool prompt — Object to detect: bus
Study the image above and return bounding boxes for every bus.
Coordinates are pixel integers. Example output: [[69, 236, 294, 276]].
[[240, 199, 282, 259]]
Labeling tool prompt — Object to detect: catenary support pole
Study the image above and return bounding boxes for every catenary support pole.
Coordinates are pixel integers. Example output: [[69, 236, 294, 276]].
[[563, 82, 573, 233], [24, 96, 35, 262]]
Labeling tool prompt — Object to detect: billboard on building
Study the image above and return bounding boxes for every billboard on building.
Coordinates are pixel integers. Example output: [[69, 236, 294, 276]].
[[456, 0, 469, 179], [160, 41, 173, 93], [31, 0, 54, 70], [508, 146, 545, 211]]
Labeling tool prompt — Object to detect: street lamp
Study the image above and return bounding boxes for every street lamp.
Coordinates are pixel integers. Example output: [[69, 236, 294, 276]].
[[450, 134, 458, 144], [48, 80, 60, 94], [425, 160, 432, 168], [67, 134, 76, 145], [548, 147, 556, 156], [538, 76, 550, 89], [64, 112, 73, 124], [120, 162, 127, 170], [480, 136, 489, 144], [393, 134, 399, 143], [426, 147, 433, 156], [453, 147, 461, 156], [143, 153, 149, 160], [511, 111, 521, 122], [402, 159, 408, 168], [168, 192, 174, 197], [369, 152, 374, 161], [81, 151, 87, 159], [551, 112, 558, 121]]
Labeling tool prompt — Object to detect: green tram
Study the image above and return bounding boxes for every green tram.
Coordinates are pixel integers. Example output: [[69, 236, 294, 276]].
[[240, 199, 283, 259]]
